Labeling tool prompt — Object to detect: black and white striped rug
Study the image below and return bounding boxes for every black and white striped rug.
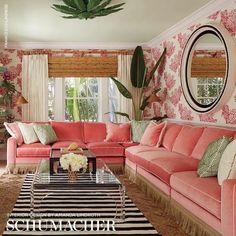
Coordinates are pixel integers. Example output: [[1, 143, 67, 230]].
[[3, 174, 161, 235]]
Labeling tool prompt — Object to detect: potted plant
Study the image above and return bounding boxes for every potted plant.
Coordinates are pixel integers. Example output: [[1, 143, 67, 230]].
[[110, 46, 166, 121]]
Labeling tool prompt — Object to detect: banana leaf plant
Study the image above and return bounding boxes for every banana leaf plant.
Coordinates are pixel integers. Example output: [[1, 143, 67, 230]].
[[52, 0, 125, 20], [110, 46, 166, 121]]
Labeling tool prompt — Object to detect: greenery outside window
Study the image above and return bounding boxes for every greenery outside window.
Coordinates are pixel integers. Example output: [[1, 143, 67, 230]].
[[48, 77, 119, 122], [190, 77, 224, 105]]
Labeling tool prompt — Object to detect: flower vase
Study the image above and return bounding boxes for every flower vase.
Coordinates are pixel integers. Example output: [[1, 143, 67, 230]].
[[68, 165, 77, 181]]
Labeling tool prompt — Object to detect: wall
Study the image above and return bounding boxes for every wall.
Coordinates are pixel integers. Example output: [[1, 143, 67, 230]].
[[145, 1, 236, 125]]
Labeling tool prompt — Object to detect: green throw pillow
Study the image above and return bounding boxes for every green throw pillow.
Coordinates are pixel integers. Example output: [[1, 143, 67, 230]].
[[131, 120, 150, 143], [33, 124, 58, 145], [197, 136, 232, 177]]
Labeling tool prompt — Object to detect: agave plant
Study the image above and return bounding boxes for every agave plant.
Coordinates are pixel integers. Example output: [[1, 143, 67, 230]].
[[52, 0, 125, 20], [110, 46, 166, 121]]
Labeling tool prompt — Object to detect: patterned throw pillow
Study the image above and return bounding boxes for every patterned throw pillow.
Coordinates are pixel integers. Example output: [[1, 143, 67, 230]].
[[33, 124, 58, 145], [18, 122, 39, 144], [131, 120, 150, 143], [197, 136, 232, 177], [218, 139, 236, 185]]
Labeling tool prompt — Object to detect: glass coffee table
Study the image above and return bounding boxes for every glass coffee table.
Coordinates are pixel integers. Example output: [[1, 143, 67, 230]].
[[30, 159, 125, 222]]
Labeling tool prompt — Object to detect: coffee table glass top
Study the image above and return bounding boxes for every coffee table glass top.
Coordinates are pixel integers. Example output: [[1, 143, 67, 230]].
[[33, 159, 121, 189]]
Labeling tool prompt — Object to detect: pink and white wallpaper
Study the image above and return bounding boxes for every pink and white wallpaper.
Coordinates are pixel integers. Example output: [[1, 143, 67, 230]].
[[144, 1, 236, 125]]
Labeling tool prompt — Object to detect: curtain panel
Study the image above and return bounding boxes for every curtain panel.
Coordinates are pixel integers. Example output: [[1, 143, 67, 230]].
[[22, 55, 48, 122], [117, 54, 141, 123]]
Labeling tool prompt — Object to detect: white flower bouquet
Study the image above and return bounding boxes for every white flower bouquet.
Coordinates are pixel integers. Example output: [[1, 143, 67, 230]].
[[60, 153, 88, 172]]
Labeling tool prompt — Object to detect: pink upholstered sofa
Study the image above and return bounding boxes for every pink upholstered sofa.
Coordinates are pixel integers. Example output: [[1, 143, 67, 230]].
[[125, 121, 236, 236], [7, 121, 137, 172]]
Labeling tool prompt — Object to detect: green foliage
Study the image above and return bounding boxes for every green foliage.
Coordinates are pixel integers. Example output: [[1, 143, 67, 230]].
[[130, 46, 146, 88], [110, 77, 132, 99], [111, 46, 166, 121], [105, 111, 130, 120], [52, 0, 125, 20]]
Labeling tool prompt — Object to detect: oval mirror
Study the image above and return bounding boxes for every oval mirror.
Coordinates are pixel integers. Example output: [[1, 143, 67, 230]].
[[181, 23, 236, 113]]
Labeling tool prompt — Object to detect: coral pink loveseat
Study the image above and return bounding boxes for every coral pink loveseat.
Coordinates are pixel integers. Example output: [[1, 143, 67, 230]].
[[7, 121, 137, 173], [125, 121, 236, 236]]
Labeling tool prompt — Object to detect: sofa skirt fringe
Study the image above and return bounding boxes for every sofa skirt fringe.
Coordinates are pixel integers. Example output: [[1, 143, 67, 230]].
[[107, 164, 124, 174], [124, 165, 137, 182], [7, 164, 37, 174], [125, 165, 170, 212], [170, 199, 221, 236]]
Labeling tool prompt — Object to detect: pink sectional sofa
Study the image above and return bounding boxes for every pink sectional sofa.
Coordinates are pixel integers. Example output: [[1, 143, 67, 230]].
[[7, 121, 137, 172], [125, 121, 236, 236]]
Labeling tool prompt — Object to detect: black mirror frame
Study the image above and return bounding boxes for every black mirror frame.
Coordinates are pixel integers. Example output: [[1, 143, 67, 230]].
[[180, 23, 236, 113]]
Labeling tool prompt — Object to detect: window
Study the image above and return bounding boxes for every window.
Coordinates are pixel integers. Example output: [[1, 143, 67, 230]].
[[48, 77, 119, 122], [193, 77, 224, 105]]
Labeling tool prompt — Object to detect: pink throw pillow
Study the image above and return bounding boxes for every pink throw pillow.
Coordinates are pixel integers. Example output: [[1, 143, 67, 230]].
[[140, 121, 166, 146], [4, 122, 24, 145], [105, 123, 131, 142]]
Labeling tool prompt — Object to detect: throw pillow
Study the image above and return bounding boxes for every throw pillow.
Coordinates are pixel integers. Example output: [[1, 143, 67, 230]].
[[4, 122, 24, 146], [105, 122, 131, 142], [140, 121, 166, 147], [218, 139, 236, 185], [197, 136, 232, 177], [131, 120, 150, 143], [33, 124, 58, 145], [18, 122, 39, 144]]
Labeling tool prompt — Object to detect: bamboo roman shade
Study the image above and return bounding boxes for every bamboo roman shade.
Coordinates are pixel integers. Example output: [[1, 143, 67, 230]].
[[191, 57, 226, 77], [48, 57, 118, 77]]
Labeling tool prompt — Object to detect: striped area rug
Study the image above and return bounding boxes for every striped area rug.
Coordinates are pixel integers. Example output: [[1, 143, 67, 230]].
[[3, 174, 161, 235]]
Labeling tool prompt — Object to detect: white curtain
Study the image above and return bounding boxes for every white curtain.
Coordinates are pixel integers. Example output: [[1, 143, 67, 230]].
[[117, 54, 141, 122], [22, 55, 48, 122]]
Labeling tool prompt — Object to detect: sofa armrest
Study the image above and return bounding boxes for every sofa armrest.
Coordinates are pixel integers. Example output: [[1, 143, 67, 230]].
[[222, 179, 236, 236], [7, 137, 17, 166]]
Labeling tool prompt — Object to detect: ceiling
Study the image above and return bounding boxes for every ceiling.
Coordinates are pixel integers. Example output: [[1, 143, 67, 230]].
[[0, 0, 212, 45]]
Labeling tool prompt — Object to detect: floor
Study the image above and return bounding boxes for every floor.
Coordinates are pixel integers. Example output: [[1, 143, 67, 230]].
[[0, 160, 187, 236]]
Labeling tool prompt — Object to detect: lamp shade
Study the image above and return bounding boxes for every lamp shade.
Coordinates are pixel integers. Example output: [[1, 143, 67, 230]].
[[16, 95, 28, 105]]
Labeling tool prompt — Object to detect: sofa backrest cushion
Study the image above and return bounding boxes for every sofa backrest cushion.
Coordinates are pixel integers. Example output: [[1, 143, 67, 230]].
[[191, 126, 235, 160], [172, 125, 204, 156], [83, 122, 107, 143], [51, 121, 84, 141], [161, 122, 183, 151]]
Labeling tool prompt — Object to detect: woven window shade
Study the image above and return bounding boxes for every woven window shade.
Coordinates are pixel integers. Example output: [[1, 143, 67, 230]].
[[48, 57, 118, 77], [191, 57, 226, 77]]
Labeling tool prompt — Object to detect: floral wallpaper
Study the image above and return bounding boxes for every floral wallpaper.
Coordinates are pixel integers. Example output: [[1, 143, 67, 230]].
[[144, 1, 236, 125]]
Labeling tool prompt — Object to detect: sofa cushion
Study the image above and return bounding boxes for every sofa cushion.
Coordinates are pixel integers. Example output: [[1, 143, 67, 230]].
[[120, 142, 139, 148], [131, 120, 150, 143], [125, 145, 163, 160], [4, 122, 24, 146], [140, 121, 166, 147], [218, 139, 236, 185], [148, 155, 199, 184], [172, 126, 204, 156], [105, 123, 131, 142], [18, 122, 39, 144], [33, 124, 58, 145], [51, 121, 84, 141], [83, 122, 106, 143], [87, 142, 124, 156], [191, 127, 235, 160], [52, 140, 86, 149], [197, 136, 232, 177], [170, 171, 221, 219], [161, 122, 183, 151], [17, 143, 51, 157]]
